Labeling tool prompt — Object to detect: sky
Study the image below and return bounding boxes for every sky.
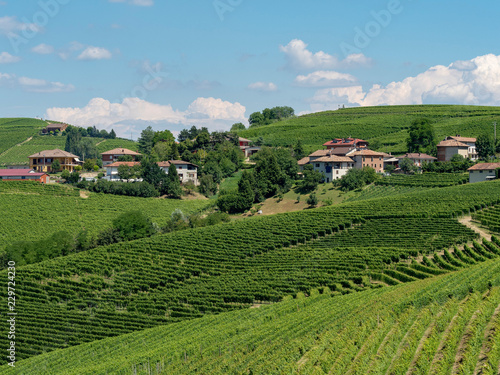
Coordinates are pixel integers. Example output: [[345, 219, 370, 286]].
[[1, 0, 500, 139]]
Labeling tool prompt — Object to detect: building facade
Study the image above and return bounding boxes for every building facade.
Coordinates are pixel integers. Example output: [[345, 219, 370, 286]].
[[0, 169, 49, 183], [29, 149, 80, 172], [100, 148, 141, 166], [467, 163, 500, 183], [437, 139, 470, 162]]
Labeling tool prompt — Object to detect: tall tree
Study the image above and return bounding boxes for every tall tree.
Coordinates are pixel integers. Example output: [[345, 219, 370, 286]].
[[476, 133, 496, 159], [406, 118, 436, 154], [163, 163, 182, 198], [138, 126, 155, 155], [230, 122, 246, 132]]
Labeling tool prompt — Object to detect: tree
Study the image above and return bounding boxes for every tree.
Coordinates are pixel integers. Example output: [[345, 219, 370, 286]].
[[112, 211, 156, 242], [138, 126, 155, 155], [153, 129, 175, 144], [140, 157, 166, 188], [83, 159, 96, 171], [51, 159, 61, 173], [294, 139, 305, 160], [307, 193, 318, 207], [202, 162, 223, 184], [68, 170, 80, 184], [476, 133, 496, 160], [399, 157, 417, 174], [406, 118, 436, 154], [65, 126, 82, 155], [117, 164, 134, 181], [249, 112, 264, 127], [195, 131, 210, 150], [338, 167, 378, 191], [109, 129, 117, 139], [178, 129, 190, 143], [198, 174, 218, 197], [163, 163, 183, 198], [117, 155, 134, 162], [61, 169, 71, 181], [296, 165, 322, 194], [231, 122, 246, 132]]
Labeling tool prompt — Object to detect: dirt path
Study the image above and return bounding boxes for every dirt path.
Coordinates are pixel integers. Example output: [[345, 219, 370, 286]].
[[79, 191, 89, 198], [459, 216, 492, 241]]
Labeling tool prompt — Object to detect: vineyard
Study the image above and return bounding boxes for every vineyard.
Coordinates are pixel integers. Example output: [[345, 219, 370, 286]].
[[238, 104, 500, 153], [344, 184, 430, 202], [0, 181, 211, 249], [8, 255, 500, 374], [2, 181, 500, 364], [0, 118, 47, 157], [0, 133, 138, 166], [473, 205, 500, 234], [376, 172, 469, 187]]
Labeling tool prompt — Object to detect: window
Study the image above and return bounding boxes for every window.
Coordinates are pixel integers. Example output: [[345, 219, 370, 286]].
[[371, 157, 373, 162], [315, 163, 320, 168]]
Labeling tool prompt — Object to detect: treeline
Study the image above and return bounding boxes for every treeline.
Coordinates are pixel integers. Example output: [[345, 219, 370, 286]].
[[1, 209, 228, 268], [248, 106, 295, 128]]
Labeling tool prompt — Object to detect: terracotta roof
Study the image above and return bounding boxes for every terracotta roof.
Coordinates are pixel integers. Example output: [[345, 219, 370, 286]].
[[169, 160, 199, 167], [238, 137, 252, 143], [29, 149, 79, 158], [448, 136, 476, 143], [350, 150, 387, 157], [106, 162, 140, 168], [0, 169, 47, 177], [467, 163, 500, 171], [437, 139, 469, 147], [297, 157, 310, 166], [100, 148, 141, 156], [396, 153, 437, 160], [314, 156, 354, 163], [308, 149, 331, 157]]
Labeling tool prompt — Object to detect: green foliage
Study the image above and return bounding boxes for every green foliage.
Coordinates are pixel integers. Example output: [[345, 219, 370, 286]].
[[407, 117, 437, 154], [399, 157, 418, 174], [296, 164, 322, 194], [476, 133, 496, 159], [50, 159, 61, 172], [86, 179, 159, 198], [162, 163, 183, 198], [140, 157, 167, 188], [230, 122, 246, 132], [138, 126, 155, 155], [294, 139, 305, 159], [117, 154, 134, 162], [306, 192, 318, 207], [249, 106, 295, 127], [198, 174, 218, 197], [112, 210, 156, 241], [339, 166, 378, 191], [83, 158, 97, 171], [377, 172, 468, 187]]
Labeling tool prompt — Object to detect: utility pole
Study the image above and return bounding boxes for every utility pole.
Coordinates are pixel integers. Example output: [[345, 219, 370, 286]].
[[495, 121, 497, 140]]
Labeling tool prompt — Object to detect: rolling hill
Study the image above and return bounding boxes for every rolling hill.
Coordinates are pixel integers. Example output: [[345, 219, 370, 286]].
[[238, 105, 500, 154], [0, 118, 138, 166]]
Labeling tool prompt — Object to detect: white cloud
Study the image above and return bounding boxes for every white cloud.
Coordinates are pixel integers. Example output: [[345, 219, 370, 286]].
[[45, 97, 247, 138], [0, 72, 74, 92], [309, 54, 500, 110], [279, 39, 372, 70], [247, 81, 278, 92], [77, 46, 112, 60], [295, 71, 356, 87], [31, 43, 54, 55], [0, 16, 40, 35], [109, 0, 154, 6], [0, 51, 20, 63]]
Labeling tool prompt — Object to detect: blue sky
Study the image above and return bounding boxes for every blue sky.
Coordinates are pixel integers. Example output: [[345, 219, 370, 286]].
[[1, 0, 500, 138]]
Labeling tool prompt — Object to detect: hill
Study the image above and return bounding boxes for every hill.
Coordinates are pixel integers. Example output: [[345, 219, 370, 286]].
[[0, 118, 138, 166], [2, 181, 500, 364], [238, 105, 500, 154], [0, 181, 211, 249], [8, 253, 500, 374]]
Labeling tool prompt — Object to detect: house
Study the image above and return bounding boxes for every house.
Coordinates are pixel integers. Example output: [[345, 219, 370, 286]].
[[349, 149, 387, 173], [42, 122, 68, 134], [437, 139, 470, 161], [0, 169, 49, 183], [158, 160, 199, 185], [396, 153, 437, 168], [323, 138, 369, 150], [29, 149, 81, 172], [446, 136, 477, 160], [100, 148, 141, 166], [105, 162, 139, 180], [238, 137, 261, 157], [309, 155, 355, 182], [467, 163, 500, 183]]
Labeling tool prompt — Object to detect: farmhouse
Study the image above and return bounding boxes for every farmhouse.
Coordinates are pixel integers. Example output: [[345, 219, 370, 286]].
[[238, 137, 261, 157], [310, 155, 355, 182], [29, 149, 81, 172], [446, 136, 477, 160], [158, 160, 199, 185], [467, 163, 500, 183], [105, 161, 139, 180], [437, 139, 470, 161], [349, 149, 386, 173], [0, 169, 49, 183], [396, 153, 437, 168], [100, 148, 141, 166], [42, 122, 68, 134]]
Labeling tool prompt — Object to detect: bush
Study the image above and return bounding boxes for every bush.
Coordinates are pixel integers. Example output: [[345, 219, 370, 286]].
[[307, 193, 318, 207]]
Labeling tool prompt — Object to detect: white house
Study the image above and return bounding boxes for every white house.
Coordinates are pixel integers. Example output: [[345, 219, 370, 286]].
[[396, 153, 437, 168], [105, 161, 139, 180], [467, 162, 500, 183], [309, 155, 355, 182], [158, 160, 199, 185], [447, 136, 478, 160]]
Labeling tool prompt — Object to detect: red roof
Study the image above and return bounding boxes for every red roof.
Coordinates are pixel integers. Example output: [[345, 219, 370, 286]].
[[396, 153, 437, 160], [106, 162, 140, 167], [467, 163, 500, 171], [323, 138, 368, 147], [437, 139, 469, 148], [0, 169, 47, 177], [100, 148, 141, 156]]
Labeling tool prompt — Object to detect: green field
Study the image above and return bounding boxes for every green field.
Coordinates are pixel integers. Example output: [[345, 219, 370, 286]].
[[2, 181, 500, 365], [0, 181, 211, 249], [0, 118, 47, 157], [238, 104, 500, 154]]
